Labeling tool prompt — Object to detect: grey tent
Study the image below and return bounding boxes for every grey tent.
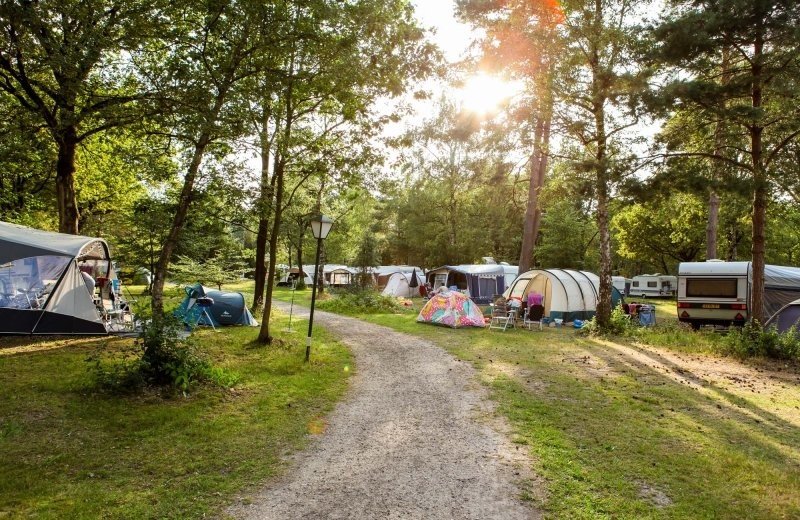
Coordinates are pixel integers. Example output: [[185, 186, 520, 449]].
[[764, 299, 800, 333], [0, 221, 117, 335]]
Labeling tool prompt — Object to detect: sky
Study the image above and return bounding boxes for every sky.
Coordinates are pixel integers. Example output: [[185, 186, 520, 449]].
[[411, 1, 475, 62]]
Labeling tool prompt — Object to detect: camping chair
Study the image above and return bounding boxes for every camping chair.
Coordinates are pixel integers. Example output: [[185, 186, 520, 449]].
[[184, 296, 217, 331], [489, 297, 516, 331], [523, 304, 545, 331]]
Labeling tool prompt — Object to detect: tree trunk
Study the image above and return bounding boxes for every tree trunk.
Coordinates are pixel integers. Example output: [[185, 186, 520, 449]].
[[590, 1, 612, 328], [257, 154, 285, 344], [257, 78, 295, 344], [707, 48, 729, 261], [151, 132, 211, 315], [518, 117, 545, 273], [530, 114, 551, 246], [55, 128, 80, 234], [518, 60, 554, 273], [252, 106, 274, 314], [750, 31, 766, 324], [706, 190, 720, 260]]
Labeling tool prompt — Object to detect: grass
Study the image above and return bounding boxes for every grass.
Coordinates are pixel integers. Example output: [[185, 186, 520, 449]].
[[302, 290, 800, 519], [0, 284, 353, 519]]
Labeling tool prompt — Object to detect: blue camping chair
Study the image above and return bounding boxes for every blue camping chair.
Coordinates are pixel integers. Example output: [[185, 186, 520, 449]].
[[187, 296, 216, 330]]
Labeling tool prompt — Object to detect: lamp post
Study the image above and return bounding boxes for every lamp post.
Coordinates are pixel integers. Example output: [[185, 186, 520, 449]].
[[306, 214, 333, 362]]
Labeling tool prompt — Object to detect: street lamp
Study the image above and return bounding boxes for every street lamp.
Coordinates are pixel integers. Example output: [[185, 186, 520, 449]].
[[306, 214, 334, 362]]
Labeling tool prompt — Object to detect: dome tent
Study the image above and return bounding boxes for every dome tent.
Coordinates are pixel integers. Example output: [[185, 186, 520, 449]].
[[382, 271, 425, 298], [503, 269, 623, 322], [175, 283, 258, 327], [416, 288, 485, 328]]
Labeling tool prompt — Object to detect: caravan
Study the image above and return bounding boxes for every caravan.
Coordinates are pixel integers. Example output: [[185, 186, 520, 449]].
[[630, 274, 677, 298], [677, 261, 800, 328]]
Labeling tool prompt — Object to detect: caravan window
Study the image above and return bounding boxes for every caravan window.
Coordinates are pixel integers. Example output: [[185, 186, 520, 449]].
[[633, 281, 639, 287], [686, 278, 738, 298], [0, 256, 71, 310], [647, 281, 657, 288]]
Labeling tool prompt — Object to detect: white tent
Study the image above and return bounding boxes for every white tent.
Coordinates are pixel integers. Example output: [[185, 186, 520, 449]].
[[0, 221, 117, 334], [382, 271, 425, 297], [503, 269, 623, 322], [373, 265, 422, 288]]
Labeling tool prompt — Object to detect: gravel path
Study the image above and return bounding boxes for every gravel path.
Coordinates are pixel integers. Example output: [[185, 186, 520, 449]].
[[230, 302, 541, 519]]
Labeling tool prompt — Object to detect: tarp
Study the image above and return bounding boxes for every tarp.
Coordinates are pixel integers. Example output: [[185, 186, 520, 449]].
[[416, 289, 485, 328], [504, 269, 623, 322], [175, 283, 258, 327]]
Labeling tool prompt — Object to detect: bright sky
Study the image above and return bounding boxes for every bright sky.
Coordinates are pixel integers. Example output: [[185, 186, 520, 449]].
[[411, 1, 475, 62]]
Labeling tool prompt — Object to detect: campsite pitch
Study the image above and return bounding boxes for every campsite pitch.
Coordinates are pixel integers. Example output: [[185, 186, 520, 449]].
[[230, 302, 541, 519]]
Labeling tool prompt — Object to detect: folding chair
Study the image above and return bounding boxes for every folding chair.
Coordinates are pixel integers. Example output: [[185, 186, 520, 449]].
[[523, 304, 545, 331], [489, 297, 516, 331]]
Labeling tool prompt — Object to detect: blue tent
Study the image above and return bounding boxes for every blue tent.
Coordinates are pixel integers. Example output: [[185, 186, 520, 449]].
[[175, 283, 258, 327]]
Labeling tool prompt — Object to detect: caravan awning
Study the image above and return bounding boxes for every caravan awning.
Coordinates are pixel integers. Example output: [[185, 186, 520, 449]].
[[0, 221, 108, 263]]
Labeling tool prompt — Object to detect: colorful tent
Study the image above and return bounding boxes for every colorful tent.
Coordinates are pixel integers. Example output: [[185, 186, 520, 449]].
[[416, 289, 485, 328]]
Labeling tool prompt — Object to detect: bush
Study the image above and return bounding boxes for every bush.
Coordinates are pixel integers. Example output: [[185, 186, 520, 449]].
[[580, 305, 633, 336], [719, 321, 800, 361], [317, 289, 404, 315], [88, 315, 240, 394], [294, 277, 307, 291]]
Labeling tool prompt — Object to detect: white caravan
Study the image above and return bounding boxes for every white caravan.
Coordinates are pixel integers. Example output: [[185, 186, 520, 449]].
[[630, 274, 677, 298], [612, 276, 632, 297], [677, 261, 800, 329]]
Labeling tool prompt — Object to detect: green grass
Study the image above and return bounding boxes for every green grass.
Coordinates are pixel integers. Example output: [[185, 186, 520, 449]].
[[0, 294, 352, 518], [306, 291, 800, 519]]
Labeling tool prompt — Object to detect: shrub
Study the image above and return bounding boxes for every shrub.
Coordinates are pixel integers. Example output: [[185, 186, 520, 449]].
[[317, 289, 404, 315], [719, 321, 800, 361], [88, 315, 240, 394], [580, 305, 633, 336], [294, 277, 307, 291]]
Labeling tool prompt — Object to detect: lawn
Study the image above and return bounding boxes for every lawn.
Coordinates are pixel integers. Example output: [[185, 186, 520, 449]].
[[297, 291, 800, 519], [0, 285, 352, 519]]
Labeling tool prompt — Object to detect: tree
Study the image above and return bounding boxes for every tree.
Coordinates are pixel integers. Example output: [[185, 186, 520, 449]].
[[652, 0, 800, 322], [146, 0, 270, 315], [456, 0, 564, 274], [556, 0, 651, 328], [612, 193, 706, 272], [0, 0, 163, 233]]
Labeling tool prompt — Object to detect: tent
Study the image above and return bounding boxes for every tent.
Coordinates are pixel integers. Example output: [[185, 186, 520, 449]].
[[278, 266, 314, 287], [175, 283, 258, 327], [373, 265, 423, 288], [0, 221, 119, 335], [426, 264, 519, 305], [323, 264, 355, 287], [503, 269, 623, 322], [382, 271, 425, 297], [764, 298, 800, 333], [416, 288, 485, 328]]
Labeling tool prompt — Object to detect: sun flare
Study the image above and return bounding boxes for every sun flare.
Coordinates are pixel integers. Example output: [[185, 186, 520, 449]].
[[456, 73, 523, 115]]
